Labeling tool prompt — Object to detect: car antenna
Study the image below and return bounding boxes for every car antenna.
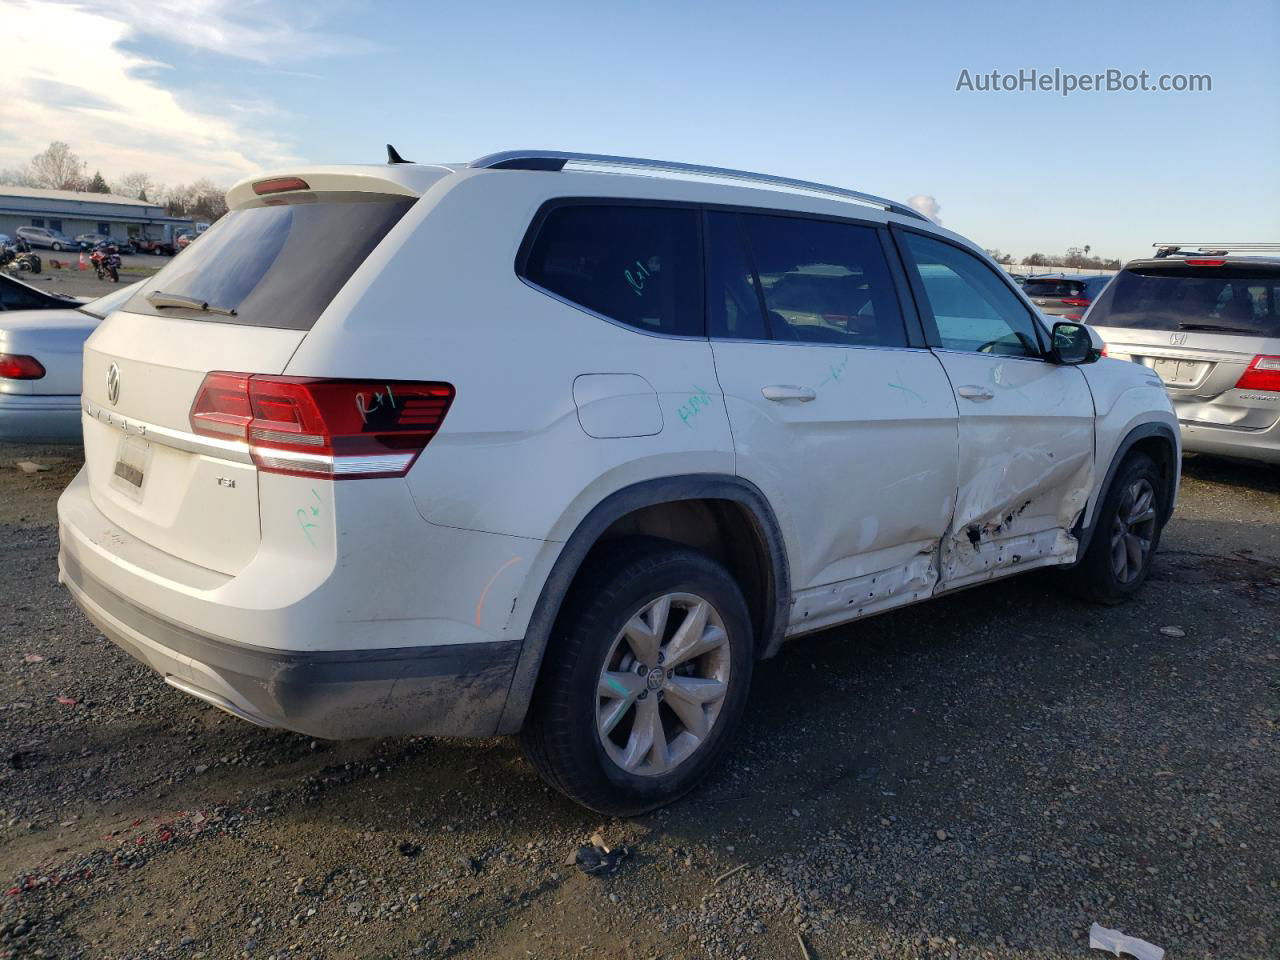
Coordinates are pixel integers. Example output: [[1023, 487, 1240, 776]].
[[386, 143, 411, 165]]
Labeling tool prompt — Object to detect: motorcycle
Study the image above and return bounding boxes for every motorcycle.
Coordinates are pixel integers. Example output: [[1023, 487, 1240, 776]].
[[90, 244, 121, 283], [0, 238, 41, 274]]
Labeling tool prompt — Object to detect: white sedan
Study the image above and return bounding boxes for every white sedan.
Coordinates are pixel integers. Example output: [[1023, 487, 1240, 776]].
[[0, 281, 138, 441]]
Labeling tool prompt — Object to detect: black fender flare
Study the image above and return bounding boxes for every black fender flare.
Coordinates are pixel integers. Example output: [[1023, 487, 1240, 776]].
[[495, 474, 790, 734], [1073, 421, 1179, 560]]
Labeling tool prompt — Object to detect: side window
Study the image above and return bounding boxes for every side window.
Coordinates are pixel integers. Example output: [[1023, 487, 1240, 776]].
[[902, 233, 1042, 357], [705, 211, 767, 340], [740, 214, 907, 347], [521, 204, 703, 337]]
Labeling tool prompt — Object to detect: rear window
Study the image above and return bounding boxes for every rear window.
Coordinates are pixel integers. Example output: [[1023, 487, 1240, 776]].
[[1023, 279, 1086, 297], [520, 203, 703, 337], [124, 192, 415, 330], [1092, 265, 1280, 336]]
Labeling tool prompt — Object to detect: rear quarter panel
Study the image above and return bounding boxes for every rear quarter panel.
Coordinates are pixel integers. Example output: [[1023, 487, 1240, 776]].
[[0, 308, 98, 395]]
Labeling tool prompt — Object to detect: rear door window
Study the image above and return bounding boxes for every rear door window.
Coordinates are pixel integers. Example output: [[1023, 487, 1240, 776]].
[[125, 192, 415, 330], [737, 213, 907, 346], [521, 203, 703, 337], [1091, 265, 1280, 336]]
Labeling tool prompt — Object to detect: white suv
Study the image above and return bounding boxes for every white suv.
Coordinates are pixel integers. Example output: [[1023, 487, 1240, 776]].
[[58, 150, 1180, 814]]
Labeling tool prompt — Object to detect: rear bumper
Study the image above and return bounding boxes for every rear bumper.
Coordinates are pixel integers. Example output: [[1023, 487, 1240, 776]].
[[1180, 417, 1280, 464], [57, 465, 538, 739], [61, 551, 519, 738], [0, 393, 82, 442]]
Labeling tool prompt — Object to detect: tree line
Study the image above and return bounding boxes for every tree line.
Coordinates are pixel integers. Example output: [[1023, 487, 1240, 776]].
[[986, 247, 1123, 270], [0, 141, 229, 222]]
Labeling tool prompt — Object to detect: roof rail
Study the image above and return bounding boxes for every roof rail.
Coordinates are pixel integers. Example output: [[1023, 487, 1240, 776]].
[[468, 150, 929, 222], [1152, 242, 1280, 258]]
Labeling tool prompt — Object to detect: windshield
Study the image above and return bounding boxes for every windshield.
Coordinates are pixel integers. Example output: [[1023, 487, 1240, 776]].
[[1092, 264, 1280, 336], [124, 191, 415, 330]]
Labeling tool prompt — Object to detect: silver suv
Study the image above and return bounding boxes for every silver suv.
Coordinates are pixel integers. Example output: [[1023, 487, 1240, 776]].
[[1088, 244, 1280, 464]]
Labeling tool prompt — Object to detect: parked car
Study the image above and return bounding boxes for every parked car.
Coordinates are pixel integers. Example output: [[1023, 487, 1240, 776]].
[[1087, 243, 1280, 464], [15, 226, 76, 251], [0, 282, 137, 441], [134, 236, 174, 256], [174, 229, 195, 250], [1023, 274, 1114, 321], [57, 150, 1180, 814], [74, 234, 135, 255]]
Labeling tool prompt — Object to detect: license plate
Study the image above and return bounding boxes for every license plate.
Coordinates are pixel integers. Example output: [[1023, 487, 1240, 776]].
[[111, 436, 150, 499], [1151, 358, 1206, 386]]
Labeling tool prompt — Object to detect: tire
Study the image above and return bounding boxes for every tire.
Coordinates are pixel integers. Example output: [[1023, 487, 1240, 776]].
[[51, 242, 62, 252], [520, 538, 754, 815], [109, 267, 119, 282], [1070, 452, 1166, 603]]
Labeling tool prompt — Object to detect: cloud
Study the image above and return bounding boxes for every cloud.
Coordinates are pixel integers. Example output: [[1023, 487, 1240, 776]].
[[65, 0, 376, 64], [906, 194, 942, 224], [0, 0, 366, 187]]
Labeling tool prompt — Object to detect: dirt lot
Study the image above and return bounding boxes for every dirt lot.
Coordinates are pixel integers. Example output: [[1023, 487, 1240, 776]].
[[8, 253, 163, 301], [1, 447, 1276, 960]]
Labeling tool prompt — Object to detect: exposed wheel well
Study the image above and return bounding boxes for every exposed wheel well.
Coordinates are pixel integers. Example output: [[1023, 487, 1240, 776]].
[[584, 499, 773, 657], [1127, 434, 1178, 522]]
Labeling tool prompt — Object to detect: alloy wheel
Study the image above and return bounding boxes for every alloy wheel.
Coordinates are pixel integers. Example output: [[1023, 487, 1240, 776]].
[[1110, 477, 1157, 583], [595, 592, 731, 777]]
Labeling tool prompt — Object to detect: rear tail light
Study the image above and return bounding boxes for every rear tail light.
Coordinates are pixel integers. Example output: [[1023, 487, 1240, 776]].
[[1063, 314, 1083, 321], [1184, 258, 1225, 267], [0, 354, 46, 380], [1060, 298, 1092, 307], [1235, 355, 1280, 393], [190, 373, 454, 478]]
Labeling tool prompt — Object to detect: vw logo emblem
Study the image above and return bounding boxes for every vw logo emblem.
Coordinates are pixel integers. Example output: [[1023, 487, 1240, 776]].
[[1169, 332, 1187, 346], [106, 363, 121, 405], [646, 667, 666, 691]]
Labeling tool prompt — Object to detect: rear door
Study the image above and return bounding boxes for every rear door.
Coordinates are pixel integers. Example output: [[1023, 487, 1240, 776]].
[[894, 228, 1096, 589], [1087, 261, 1280, 431], [707, 210, 959, 629], [81, 185, 419, 576]]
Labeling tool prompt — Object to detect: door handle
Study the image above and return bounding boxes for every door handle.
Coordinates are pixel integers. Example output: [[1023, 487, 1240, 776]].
[[956, 385, 995, 401], [761, 385, 817, 403]]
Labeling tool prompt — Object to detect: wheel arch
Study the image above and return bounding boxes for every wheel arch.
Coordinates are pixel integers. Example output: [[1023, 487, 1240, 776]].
[[496, 474, 790, 734], [1073, 420, 1179, 560]]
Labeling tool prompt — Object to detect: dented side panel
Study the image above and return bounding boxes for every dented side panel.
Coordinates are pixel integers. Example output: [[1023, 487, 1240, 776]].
[[931, 352, 1096, 586]]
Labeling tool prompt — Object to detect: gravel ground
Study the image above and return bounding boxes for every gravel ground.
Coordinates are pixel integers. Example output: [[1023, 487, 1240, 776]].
[[1, 447, 1276, 960]]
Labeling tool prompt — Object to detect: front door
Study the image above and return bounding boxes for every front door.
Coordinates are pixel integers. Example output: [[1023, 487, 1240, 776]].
[[895, 228, 1096, 590]]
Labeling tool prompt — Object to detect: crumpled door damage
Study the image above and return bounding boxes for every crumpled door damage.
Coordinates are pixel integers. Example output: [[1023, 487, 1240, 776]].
[[940, 438, 1092, 589]]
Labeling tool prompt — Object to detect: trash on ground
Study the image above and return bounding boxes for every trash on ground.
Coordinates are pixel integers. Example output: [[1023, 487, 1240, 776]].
[[23, 653, 44, 663], [54, 695, 79, 706], [1159, 626, 1185, 637], [572, 841, 627, 876], [1089, 922, 1165, 960], [15, 461, 50, 474]]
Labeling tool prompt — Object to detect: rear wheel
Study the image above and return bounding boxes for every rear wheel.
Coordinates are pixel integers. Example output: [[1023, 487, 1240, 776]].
[[1071, 452, 1166, 603], [520, 540, 753, 815]]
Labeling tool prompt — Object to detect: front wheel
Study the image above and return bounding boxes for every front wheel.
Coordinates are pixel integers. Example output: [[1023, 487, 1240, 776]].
[[521, 541, 753, 815], [1070, 452, 1167, 603], [108, 267, 119, 282]]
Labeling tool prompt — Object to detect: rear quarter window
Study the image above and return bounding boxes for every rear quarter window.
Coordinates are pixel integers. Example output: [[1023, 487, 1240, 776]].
[[519, 203, 703, 337], [124, 192, 415, 330]]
